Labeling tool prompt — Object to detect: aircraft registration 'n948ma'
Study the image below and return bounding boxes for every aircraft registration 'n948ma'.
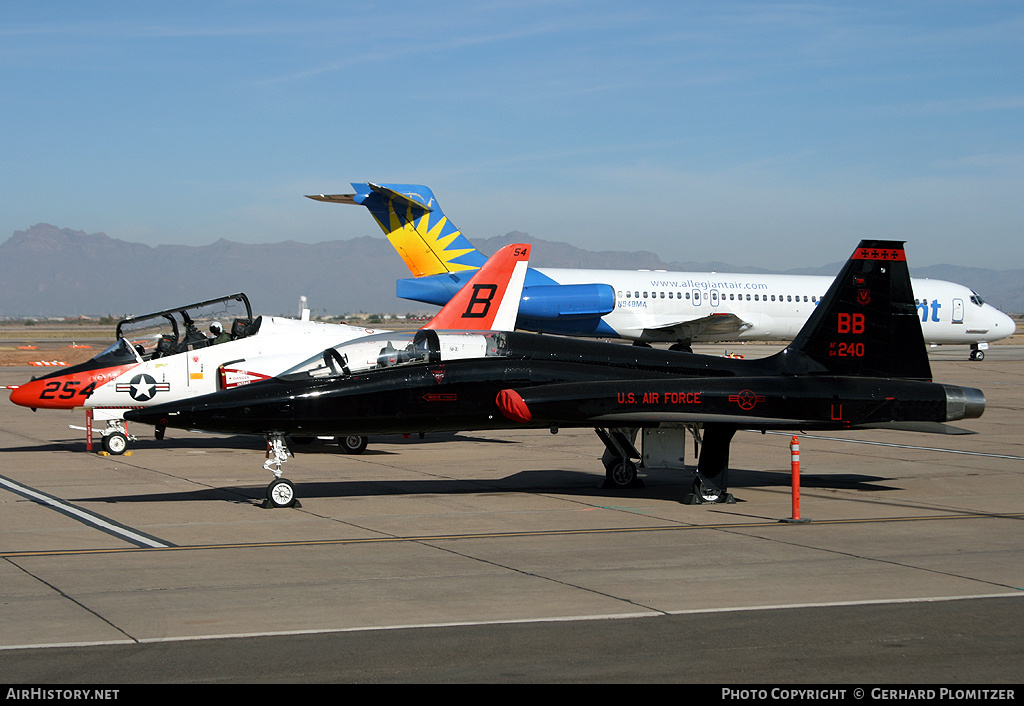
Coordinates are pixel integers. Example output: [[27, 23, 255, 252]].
[[308, 183, 1015, 361], [127, 240, 985, 509]]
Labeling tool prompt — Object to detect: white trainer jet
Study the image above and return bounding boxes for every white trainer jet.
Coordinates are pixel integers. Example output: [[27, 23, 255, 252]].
[[8, 293, 385, 454]]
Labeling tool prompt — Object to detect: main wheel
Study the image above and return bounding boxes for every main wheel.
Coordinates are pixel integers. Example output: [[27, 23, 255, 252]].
[[691, 478, 724, 504], [340, 435, 368, 454], [266, 478, 297, 508], [102, 431, 128, 455], [606, 459, 638, 489]]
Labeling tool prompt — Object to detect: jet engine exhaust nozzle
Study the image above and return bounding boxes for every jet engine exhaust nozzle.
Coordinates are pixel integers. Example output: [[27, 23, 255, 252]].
[[944, 385, 986, 421]]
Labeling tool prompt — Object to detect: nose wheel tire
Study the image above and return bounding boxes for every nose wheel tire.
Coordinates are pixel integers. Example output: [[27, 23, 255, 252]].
[[264, 478, 300, 508], [102, 431, 128, 456]]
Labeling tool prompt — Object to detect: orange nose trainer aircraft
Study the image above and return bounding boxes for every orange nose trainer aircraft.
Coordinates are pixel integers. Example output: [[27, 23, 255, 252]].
[[7, 293, 387, 454]]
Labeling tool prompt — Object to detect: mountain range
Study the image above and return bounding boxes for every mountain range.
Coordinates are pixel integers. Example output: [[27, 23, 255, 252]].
[[2, 223, 1022, 318]]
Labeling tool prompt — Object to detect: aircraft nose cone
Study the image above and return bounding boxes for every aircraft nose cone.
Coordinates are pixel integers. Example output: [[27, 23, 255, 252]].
[[8, 379, 71, 409], [988, 305, 1017, 336], [8, 384, 33, 408], [8, 374, 96, 409]]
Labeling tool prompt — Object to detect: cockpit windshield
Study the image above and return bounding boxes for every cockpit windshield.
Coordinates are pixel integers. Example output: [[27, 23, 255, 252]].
[[281, 330, 510, 381], [970, 289, 986, 307], [92, 337, 144, 366], [115, 293, 254, 360]]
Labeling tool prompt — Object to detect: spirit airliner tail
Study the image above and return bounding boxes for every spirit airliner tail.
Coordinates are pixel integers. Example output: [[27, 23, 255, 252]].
[[309, 184, 1015, 360]]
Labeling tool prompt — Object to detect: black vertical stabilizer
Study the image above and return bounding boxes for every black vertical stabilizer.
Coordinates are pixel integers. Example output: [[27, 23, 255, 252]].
[[772, 240, 932, 380]]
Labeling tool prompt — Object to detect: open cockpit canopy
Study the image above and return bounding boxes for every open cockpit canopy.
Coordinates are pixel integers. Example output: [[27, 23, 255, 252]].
[[114, 293, 255, 359], [282, 330, 510, 381]]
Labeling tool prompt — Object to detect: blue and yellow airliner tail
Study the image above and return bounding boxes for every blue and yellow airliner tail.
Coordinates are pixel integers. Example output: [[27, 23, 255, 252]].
[[309, 183, 615, 331], [307, 183, 487, 277]]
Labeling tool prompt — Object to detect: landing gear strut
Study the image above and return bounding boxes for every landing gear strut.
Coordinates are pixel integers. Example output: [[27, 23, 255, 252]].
[[262, 432, 300, 508], [970, 344, 986, 361], [596, 427, 644, 489], [684, 423, 736, 504]]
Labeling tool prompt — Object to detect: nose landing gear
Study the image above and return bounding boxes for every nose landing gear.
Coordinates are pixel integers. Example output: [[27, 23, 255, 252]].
[[262, 433, 300, 508]]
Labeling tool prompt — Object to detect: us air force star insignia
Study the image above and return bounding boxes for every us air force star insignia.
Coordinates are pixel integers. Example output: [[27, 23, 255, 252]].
[[116, 374, 171, 401], [129, 374, 158, 401], [729, 389, 765, 411]]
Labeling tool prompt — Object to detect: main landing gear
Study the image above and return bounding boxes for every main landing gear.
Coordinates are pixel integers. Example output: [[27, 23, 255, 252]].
[[290, 434, 368, 453], [596, 427, 644, 489], [596, 423, 736, 503], [340, 435, 368, 454], [683, 423, 736, 504]]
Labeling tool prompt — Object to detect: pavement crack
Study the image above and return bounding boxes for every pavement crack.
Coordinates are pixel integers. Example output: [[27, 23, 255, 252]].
[[412, 540, 668, 616], [4, 556, 140, 644]]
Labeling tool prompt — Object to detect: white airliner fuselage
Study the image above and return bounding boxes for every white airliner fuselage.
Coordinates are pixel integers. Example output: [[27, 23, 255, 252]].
[[535, 267, 1014, 355], [312, 183, 1017, 361]]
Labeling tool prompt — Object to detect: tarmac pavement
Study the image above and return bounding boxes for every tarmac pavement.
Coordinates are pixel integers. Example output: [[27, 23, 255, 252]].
[[0, 344, 1022, 684]]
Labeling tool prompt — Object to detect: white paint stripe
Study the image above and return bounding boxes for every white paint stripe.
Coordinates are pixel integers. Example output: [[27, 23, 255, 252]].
[[759, 430, 1024, 461], [0, 475, 171, 549], [2, 592, 1020, 651], [662, 591, 1024, 615]]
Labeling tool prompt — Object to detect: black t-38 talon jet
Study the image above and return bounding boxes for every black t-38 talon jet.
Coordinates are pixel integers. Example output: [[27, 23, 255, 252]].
[[127, 240, 985, 508]]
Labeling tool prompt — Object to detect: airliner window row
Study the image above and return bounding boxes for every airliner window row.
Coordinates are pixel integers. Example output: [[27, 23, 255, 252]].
[[618, 291, 821, 303]]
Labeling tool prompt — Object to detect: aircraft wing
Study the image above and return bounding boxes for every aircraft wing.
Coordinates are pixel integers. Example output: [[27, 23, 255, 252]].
[[496, 386, 804, 428], [638, 312, 752, 343], [577, 414, 972, 434]]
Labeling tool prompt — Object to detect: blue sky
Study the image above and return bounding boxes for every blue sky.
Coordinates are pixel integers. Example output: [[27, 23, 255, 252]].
[[3, 1, 1023, 271]]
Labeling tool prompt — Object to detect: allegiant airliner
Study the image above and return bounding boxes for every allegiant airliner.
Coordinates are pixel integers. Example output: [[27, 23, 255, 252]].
[[309, 183, 1015, 360]]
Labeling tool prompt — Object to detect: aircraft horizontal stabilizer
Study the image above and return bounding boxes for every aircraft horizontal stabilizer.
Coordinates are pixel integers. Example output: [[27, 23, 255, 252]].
[[306, 193, 358, 205], [856, 421, 977, 435], [306, 183, 435, 213], [365, 183, 434, 212]]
